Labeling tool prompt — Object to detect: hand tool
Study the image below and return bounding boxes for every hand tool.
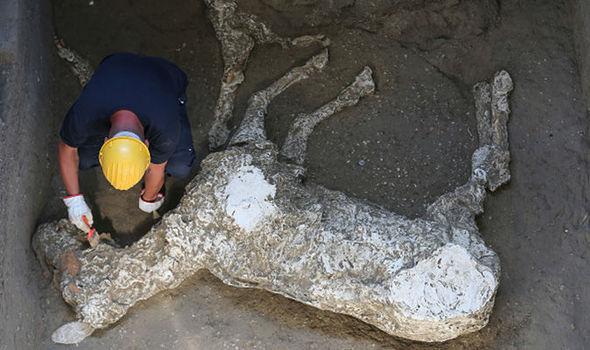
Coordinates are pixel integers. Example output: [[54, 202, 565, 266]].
[[82, 215, 99, 248]]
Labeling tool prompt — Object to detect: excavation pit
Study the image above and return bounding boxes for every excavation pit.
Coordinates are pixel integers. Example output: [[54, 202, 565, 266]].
[[2, 0, 590, 348]]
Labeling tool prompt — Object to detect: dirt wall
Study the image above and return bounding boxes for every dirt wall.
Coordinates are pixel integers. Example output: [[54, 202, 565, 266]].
[[571, 0, 590, 111], [0, 0, 59, 348]]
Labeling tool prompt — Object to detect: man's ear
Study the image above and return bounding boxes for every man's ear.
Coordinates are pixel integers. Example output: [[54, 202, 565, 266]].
[[104, 137, 108, 143], [144, 139, 149, 147]]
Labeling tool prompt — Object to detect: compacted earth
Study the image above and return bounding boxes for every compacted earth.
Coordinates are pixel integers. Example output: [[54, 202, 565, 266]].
[[34, 0, 589, 348]]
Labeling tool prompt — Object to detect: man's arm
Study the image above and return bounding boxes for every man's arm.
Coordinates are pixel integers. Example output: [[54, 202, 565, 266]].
[[143, 162, 167, 201], [58, 139, 81, 196], [58, 138, 94, 233]]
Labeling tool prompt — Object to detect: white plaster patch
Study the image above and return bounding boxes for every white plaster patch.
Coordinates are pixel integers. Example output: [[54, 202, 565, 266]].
[[224, 165, 277, 231], [389, 244, 496, 320]]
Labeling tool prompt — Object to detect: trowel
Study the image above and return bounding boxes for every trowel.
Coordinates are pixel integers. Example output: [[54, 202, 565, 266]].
[[82, 215, 100, 248]]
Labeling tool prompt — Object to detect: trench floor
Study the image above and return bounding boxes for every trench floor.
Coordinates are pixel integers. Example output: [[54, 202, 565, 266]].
[[36, 0, 590, 348]]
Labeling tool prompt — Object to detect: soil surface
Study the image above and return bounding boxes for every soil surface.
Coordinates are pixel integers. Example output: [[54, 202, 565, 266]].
[[37, 0, 589, 348]]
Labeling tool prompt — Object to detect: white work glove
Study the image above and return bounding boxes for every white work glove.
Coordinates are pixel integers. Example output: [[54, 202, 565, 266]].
[[139, 190, 164, 213], [62, 194, 93, 233]]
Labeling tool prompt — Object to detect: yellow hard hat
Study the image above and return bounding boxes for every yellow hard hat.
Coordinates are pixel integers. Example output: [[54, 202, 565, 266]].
[[99, 135, 150, 190]]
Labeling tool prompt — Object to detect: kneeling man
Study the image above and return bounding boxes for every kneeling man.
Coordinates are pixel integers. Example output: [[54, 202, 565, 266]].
[[59, 52, 196, 234]]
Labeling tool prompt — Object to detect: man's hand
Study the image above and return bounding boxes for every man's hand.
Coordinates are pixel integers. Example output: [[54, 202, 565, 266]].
[[63, 194, 93, 233], [139, 190, 164, 213]]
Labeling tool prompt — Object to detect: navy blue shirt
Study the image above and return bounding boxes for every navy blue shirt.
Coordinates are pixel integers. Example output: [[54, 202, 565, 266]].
[[60, 53, 188, 164]]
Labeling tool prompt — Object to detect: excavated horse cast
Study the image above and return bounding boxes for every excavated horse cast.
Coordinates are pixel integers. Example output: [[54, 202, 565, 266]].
[[35, 0, 513, 345]]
